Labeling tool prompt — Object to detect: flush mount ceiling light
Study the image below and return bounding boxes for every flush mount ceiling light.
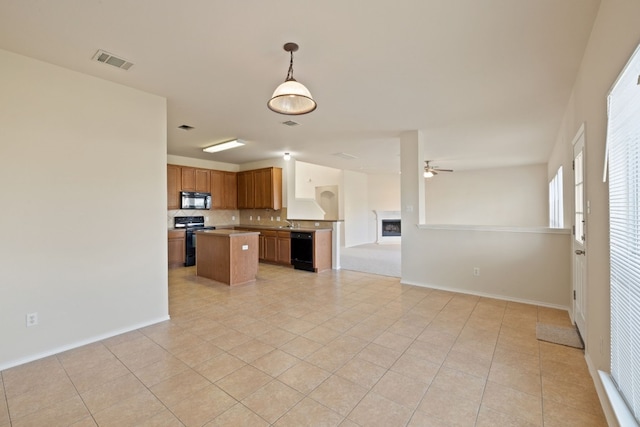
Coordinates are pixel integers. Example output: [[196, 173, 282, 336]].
[[203, 139, 245, 153], [268, 42, 317, 115]]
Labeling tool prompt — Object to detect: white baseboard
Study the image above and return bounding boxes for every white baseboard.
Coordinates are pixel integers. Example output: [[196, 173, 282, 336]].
[[0, 315, 170, 372], [400, 279, 569, 311]]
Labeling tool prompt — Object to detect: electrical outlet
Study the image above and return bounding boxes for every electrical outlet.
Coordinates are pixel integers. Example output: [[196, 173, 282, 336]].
[[473, 267, 480, 276], [257, 216, 261, 221], [271, 216, 274, 221], [315, 222, 320, 226], [249, 215, 253, 221], [232, 215, 235, 221], [276, 216, 281, 221], [26, 312, 38, 327]]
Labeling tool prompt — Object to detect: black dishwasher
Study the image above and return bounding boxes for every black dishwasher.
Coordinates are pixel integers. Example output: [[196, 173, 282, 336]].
[[290, 232, 314, 271]]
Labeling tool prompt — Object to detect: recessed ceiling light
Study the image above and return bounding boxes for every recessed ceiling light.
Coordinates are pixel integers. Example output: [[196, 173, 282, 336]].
[[178, 124, 194, 130], [203, 139, 245, 153]]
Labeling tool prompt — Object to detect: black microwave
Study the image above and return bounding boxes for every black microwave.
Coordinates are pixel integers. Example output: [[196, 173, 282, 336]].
[[180, 191, 211, 210]]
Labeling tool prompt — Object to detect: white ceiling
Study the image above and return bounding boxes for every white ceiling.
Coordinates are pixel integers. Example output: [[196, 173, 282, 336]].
[[0, 0, 600, 174]]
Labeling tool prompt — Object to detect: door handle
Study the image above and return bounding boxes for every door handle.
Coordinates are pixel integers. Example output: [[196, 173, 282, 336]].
[[575, 249, 585, 255]]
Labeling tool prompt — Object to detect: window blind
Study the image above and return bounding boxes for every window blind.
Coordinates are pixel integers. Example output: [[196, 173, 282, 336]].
[[608, 43, 640, 425], [549, 166, 563, 228]]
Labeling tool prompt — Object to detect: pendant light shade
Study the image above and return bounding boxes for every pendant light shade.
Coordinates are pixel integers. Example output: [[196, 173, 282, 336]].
[[268, 43, 317, 115]]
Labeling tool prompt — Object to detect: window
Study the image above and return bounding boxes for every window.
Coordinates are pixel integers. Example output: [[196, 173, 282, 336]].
[[549, 166, 564, 228], [607, 43, 640, 424]]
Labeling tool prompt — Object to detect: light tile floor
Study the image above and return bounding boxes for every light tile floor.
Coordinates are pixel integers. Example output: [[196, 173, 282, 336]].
[[0, 265, 608, 426]]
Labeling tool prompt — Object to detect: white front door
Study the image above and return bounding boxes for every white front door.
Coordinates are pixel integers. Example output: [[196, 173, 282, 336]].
[[572, 125, 587, 336]]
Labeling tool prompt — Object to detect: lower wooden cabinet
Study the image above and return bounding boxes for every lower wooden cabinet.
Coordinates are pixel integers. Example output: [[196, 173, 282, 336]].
[[168, 230, 185, 268], [262, 230, 278, 262], [235, 228, 292, 266], [277, 232, 291, 265]]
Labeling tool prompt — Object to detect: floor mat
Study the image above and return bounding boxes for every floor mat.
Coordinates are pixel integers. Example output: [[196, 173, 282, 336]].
[[536, 322, 584, 349]]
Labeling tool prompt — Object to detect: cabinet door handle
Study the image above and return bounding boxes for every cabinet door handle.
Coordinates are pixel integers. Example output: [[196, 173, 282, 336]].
[[575, 249, 585, 255]]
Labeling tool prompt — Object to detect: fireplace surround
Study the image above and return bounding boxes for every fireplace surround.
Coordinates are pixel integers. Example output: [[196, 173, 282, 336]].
[[374, 210, 401, 244]]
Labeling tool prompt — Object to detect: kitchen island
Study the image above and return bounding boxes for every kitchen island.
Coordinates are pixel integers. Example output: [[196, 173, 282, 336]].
[[195, 229, 260, 286]]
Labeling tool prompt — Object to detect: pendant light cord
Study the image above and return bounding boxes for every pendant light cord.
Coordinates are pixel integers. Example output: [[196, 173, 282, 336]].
[[286, 51, 295, 81]]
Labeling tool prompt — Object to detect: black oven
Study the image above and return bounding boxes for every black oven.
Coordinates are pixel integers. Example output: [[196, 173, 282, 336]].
[[174, 216, 215, 266]]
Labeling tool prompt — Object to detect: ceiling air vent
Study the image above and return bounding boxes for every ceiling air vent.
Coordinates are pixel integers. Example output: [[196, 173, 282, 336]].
[[333, 152, 358, 160], [92, 50, 134, 70], [178, 125, 194, 130], [282, 120, 299, 127]]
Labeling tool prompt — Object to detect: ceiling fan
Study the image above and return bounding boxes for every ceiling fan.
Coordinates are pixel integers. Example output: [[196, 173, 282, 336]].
[[424, 161, 454, 178]]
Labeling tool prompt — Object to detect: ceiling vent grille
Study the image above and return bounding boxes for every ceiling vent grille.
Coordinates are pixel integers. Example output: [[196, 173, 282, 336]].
[[333, 152, 358, 160], [92, 50, 134, 70]]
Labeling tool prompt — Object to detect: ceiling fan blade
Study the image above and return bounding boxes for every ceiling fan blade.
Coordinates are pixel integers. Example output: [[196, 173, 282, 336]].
[[434, 168, 454, 172]]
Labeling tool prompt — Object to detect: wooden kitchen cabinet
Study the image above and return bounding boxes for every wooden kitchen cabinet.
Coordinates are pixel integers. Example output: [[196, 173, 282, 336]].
[[167, 164, 181, 210], [237, 170, 255, 209], [312, 229, 332, 272], [236, 167, 282, 210], [181, 167, 210, 193], [210, 170, 237, 209], [277, 231, 291, 264], [262, 230, 278, 262], [235, 227, 291, 266], [254, 167, 282, 210], [168, 229, 185, 268], [223, 172, 237, 209]]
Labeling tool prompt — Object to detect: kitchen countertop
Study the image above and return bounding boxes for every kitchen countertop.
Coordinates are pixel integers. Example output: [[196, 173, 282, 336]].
[[169, 225, 332, 233], [233, 224, 332, 232], [194, 229, 260, 236]]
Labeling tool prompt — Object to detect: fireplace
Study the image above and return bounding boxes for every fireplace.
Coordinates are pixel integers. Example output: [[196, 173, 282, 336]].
[[382, 219, 401, 236], [374, 210, 401, 244]]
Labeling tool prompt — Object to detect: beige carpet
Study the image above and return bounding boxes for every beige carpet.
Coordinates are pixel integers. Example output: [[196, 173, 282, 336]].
[[536, 323, 584, 349], [340, 243, 401, 277]]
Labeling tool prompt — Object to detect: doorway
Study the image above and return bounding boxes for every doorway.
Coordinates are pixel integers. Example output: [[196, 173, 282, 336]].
[[572, 124, 587, 336]]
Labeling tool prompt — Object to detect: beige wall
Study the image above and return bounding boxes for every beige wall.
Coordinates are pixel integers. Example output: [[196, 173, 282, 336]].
[[401, 130, 571, 307], [548, 0, 640, 424], [343, 170, 370, 247], [425, 164, 549, 227], [0, 49, 168, 370]]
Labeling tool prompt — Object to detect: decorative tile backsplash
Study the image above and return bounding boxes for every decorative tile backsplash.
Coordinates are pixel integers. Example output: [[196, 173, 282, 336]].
[[168, 207, 337, 229]]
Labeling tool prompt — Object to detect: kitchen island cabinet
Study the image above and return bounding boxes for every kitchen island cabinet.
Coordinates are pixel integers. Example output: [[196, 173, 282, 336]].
[[195, 229, 259, 286]]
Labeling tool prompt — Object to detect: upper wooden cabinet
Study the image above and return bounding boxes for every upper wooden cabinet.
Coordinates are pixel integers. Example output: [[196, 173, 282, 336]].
[[223, 172, 238, 209], [237, 167, 282, 210], [167, 164, 181, 210], [237, 170, 255, 209], [168, 164, 236, 210], [181, 167, 210, 193], [211, 170, 237, 210], [167, 164, 281, 210]]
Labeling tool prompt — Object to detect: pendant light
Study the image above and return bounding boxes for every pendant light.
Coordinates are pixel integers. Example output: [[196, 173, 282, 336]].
[[268, 42, 317, 115]]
